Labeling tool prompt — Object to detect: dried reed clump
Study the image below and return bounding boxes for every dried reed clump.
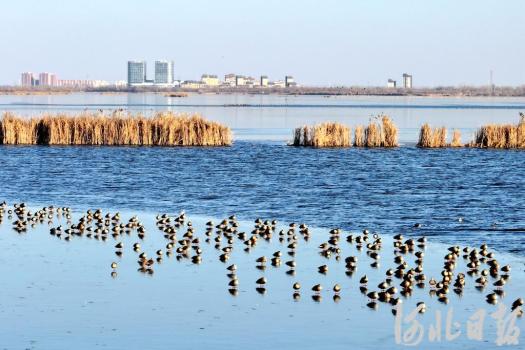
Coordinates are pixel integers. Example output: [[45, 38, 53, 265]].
[[417, 124, 465, 148], [293, 125, 313, 146], [381, 115, 398, 147], [0, 112, 232, 146], [354, 126, 365, 147], [292, 122, 351, 147], [450, 129, 462, 147], [365, 122, 381, 147], [0, 112, 39, 145], [417, 124, 447, 148], [474, 114, 525, 149], [355, 115, 399, 147]]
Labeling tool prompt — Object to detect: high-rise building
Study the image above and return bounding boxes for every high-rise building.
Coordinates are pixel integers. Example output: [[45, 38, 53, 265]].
[[128, 61, 147, 85], [402, 73, 412, 89], [201, 74, 219, 86], [154, 60, 174, 84], [21, 72, 35, 86], [244, 76, 256, 86], [224, 74, 236, 86], [260, 76, 269, 87], [38, 72, 58, 87], [235, 75, 246, 86], [285, 76, 296, 87]]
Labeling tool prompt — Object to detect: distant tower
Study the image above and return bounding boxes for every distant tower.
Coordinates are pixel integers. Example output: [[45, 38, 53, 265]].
[[154, 60, 174, 84], [38, 72, 57, 87], [285, 76, 295, 87], [387, 79, 397, 88], [127, 61, 147, 86], [402, 73, 412, 89], [21, 72, 35, 86]]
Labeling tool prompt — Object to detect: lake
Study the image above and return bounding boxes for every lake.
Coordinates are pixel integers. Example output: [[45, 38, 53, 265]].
[[2, 92, 525, 142], [0, 93, 524, 349]]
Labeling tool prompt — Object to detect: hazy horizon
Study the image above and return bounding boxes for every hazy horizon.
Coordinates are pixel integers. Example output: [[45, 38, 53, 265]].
[[1, 0, 524, 87]]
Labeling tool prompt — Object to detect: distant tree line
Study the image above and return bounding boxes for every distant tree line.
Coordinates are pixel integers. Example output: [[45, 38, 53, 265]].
[[1, 85, 525, 97]]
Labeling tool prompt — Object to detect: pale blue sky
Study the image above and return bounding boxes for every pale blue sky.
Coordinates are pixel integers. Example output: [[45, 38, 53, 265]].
[[1, 0, 523, 86]]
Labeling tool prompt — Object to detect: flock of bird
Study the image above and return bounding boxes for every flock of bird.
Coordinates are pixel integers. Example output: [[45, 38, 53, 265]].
[[0, 201, 523, 317]]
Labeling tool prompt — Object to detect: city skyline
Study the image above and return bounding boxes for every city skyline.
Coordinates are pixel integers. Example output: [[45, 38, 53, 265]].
[[1, 0, 524, 87]]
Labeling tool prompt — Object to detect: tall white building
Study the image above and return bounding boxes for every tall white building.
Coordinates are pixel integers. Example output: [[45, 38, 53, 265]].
[[403, 73, 413, 89], [21, 72, 35, 86], [235, 75, 246, 86], [285, 76, 296, 87], [39, 72, 58, 87], [128, 61, 147, 86], [154, 60, 174, 84]]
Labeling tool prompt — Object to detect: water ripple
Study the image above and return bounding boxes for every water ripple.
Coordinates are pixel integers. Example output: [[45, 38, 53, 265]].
[[0, 142, 523, 255]]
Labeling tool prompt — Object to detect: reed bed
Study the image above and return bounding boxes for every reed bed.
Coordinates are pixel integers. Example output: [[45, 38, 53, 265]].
[[292, 116, 398, 148], [292, 122, 351, 147], [354, 126, 365, 147], [417, 124, 464, 148], [417, 124, 447, 148], [0, 112, 232, 146], [356, 115, 398, 147], [0, 113, 39, 145], [451, 130, 462, 147], [473, 114, 525, 149]]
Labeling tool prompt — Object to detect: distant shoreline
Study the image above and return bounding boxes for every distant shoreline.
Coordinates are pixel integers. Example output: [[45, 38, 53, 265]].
[[1, 85, 525, 97]]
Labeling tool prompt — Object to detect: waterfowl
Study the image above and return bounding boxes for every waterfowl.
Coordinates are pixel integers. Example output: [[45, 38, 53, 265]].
[[493, 278, 506, 288], [377, 291, 391, 302], [360, 275, 368, 284], [416, 302, 426, 313], [387, 286, 397, 295], [111, 262, 118, 269], [512, 298, 524, 310], [486, 293, 498, 304], [228, 279, 239, 287], [311, 284, 322, 293], [293, 282, 301, 291], [367, 291, 378, 300], [476, 276, 488, 285], [256, 256, 267, 264], [378, 281, 389, 290]]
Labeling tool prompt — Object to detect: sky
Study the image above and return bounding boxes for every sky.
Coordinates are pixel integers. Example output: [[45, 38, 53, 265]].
[[1, 0, 524, 87]]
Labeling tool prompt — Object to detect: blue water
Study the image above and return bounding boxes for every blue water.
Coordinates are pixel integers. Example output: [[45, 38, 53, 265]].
[[1, 142, 523, 255], [1, 94, 525, 349]]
